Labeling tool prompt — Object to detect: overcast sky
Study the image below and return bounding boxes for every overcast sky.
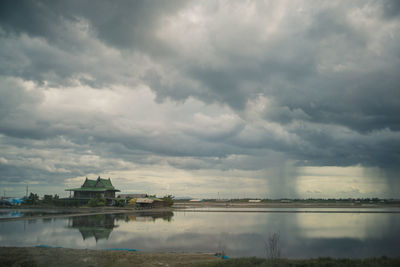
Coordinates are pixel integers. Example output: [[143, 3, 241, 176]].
[[0, 0, 399, 199]]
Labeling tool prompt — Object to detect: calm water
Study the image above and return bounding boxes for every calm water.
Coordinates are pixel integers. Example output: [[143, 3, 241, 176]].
[[0, 209, 73, 219], [0, 210, 399, 258], [177, 207, 400, 212]]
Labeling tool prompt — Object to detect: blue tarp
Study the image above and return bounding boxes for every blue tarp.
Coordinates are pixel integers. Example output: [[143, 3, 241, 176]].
[[215, 254, 229, 259], [36, 245, 53, 248], [10, 198, 24, 204], [107, 248, 138, 252], [36, 245, 63, 248]]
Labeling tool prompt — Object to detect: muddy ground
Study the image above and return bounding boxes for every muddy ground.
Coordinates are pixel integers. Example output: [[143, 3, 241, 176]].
[[0, 247, 220, 267]]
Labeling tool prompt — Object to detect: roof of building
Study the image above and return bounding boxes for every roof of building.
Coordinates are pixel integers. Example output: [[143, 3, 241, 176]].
[[66, 176, 120, 192]]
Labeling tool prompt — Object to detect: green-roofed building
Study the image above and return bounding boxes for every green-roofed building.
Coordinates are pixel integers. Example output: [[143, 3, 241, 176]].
[[66, 176, 120, 199]]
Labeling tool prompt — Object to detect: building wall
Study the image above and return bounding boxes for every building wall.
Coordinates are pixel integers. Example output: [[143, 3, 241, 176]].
[[74, 191, 115, 198], [105, 191, 115, 198]]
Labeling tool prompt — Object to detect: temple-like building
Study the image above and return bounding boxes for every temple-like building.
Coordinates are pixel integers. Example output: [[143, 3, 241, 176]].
[[66, 176, 120, 199]]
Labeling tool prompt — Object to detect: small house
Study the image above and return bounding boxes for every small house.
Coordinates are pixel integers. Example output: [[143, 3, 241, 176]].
[[66, 176, 120, 199]]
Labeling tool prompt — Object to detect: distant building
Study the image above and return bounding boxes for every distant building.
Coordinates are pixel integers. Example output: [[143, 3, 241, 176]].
[[66, 176, 120, 199], [0, 199, 11, 206], [248, 199, 261, 203], [118, 194, 148, 199], [128, 196, 164, 208]]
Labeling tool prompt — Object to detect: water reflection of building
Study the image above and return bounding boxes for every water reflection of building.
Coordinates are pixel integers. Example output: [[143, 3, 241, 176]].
[[68, 214, 117, 242], [69, 212, 174, 242]]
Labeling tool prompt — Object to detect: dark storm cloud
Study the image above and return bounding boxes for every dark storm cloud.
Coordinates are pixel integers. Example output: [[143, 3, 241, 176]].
[[0, 0, 64, 41], [0, 161, 73, 184], [0, 0, 399, 196], [0, 78, 42, 119], [383, 0, 400, 18], [0, 0, 185, 87], [0, 0, 184, 49]]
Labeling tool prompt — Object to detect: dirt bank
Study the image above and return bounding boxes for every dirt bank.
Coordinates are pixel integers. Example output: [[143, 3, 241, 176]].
[[0, 247, 220, 267], [173, 201, 400, 209]]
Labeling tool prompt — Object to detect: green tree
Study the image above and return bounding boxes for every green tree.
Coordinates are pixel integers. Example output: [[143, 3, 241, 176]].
[[162, 195, 174, 207], [114, 198, 125, 207], [43, 195, 53, 203], [88, 197, 106, 207], [24, 192, 39, 205]]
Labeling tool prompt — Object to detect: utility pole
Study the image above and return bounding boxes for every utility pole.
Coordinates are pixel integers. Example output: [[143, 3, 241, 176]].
[[26, 185, 28, 197]]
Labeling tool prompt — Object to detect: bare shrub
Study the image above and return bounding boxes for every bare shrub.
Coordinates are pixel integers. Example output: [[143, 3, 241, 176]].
[[264, 232, 281, 263]]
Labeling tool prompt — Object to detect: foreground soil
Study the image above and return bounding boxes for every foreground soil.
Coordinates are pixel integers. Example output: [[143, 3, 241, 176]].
[[0, 247, 220, 267], [208, 257, 400, 267], [1, 248, 399, 267]]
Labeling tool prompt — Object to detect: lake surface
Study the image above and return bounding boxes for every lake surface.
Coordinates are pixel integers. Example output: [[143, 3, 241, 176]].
[[0, 209, 73, 219], [177, 206, 400, 212], [0, 209, 399, 258]]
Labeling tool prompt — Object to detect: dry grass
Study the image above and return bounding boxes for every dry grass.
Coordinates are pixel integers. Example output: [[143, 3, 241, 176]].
[[0, 247, 220, 267]]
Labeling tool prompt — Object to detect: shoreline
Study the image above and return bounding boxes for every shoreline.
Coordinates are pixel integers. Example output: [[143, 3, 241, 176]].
[[1, 202, 400, 222], [173, 201, 400, 208], [0, 207, 174, 222]]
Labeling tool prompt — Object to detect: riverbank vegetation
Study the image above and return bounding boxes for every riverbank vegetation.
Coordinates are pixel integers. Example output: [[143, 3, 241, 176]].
[[14, 193, 174, 208]]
